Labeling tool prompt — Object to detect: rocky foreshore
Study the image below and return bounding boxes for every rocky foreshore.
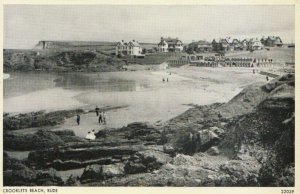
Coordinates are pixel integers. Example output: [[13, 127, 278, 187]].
[[3, 74, 295, 186]]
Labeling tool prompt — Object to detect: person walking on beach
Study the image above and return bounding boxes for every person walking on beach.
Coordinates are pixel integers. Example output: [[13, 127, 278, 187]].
[[167, 78, 169, 82], [266, 76, 269, 81], [253, 69, 255, 74], [76, 115, 80, 126], [99, 112, 103, 124], [103, 112, 107, 124], [162, 78, 165, 82], [95, 106, 100, 116]]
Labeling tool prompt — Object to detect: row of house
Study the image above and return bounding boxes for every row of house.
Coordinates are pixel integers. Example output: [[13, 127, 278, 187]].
[[115, 35, 283, 56], [212, 38, 265, 52], [187, 36, 283, 53]]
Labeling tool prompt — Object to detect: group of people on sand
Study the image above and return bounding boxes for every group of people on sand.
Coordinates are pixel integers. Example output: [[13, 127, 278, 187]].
[[162, 72, 172, 82], [252, 69, 269, 81], [74, 106, 108, 141], [85, 129, 96, 140], [95, 106, 107, 124], [162, 77, 169, 82]]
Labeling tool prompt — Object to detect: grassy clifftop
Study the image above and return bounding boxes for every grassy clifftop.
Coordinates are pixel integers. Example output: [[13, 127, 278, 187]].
[[3, 49, 126, 72]]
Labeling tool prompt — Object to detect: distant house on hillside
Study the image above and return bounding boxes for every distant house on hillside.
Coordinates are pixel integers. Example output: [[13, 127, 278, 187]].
[[116, 40, 128, 55], [248, 38, 264, 50], [263, 36, 283, 47], [116, 40, 143, 56], [127, 40, 142, 56], [230, 39, 243, 51], [196, 40, 213, 52], [260, 36, 268, 45], [187, 40, 212, 53], [212, 38, 230, 52], [158, 37, 183, 52], [35, 41, 58, 49], [240, 39, 249, 50]]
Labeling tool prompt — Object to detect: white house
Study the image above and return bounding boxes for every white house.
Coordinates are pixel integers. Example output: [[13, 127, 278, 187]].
[[116, 40, 128, 55], [158, 37, 183, 52], [127, 40, 142, 56], [116, 40, 143, 56], [249, 39, 264, 50]]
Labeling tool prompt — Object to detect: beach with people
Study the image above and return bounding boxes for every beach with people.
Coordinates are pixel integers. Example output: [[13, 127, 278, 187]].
[[4, 66, 266, 137]]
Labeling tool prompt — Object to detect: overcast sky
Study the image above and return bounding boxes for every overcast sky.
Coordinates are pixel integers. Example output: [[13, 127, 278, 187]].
[[4, 5, 295, 49]]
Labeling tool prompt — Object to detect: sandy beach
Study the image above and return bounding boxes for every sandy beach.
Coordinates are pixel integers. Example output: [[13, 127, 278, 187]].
[[4, 66, 268, 137]]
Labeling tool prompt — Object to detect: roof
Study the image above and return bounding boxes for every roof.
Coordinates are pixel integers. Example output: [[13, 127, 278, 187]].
[[252, 41, 263, 47], [267, 36, 282, 42], [159, 37, 182, 45], [128, 41, 140, 47], [241, 39, 248, 43], [231, 39, 240, 43], [219, 39, 229, 44], [117, 41, 127, 46]]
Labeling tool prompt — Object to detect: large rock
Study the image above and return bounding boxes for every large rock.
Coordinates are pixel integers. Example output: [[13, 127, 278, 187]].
[[102, 163, 125, 179], [4, 109, 84, 131], [219, 160, 260, 186], [35, 168, 64, 186], [207, 146, 220, 156], [124, 150, 172, 174], [80, 163, 125, 183], [123, 122, 162, 143], [28, 146, 137, 170], [124, 162, 147, 174], [3, 153, 64, 186], [4, 129, 65, 151], [80, 165, 104, 183]]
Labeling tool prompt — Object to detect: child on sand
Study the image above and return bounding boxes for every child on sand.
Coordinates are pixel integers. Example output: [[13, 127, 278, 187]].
[[76, 115, 80, 126], [85, 130, 96, 140]]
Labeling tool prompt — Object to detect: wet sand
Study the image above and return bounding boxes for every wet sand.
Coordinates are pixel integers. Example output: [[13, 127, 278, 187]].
[[53, 66, 267, 137], [4, 66, 268, 137]]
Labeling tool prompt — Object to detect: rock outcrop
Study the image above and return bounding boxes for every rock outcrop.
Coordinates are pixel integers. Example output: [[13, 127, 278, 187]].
[[3, 153, 64, 186], [4, 49, 126, 72], [4, 109, 84, 131], [4, 130, 66, 151]]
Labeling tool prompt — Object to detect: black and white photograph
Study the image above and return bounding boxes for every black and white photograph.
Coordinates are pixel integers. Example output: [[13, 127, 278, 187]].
[[2, 2, 296, 190]]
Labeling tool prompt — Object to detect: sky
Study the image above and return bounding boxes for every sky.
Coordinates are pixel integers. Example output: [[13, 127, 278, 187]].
[[4, 5, 295, 49]]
